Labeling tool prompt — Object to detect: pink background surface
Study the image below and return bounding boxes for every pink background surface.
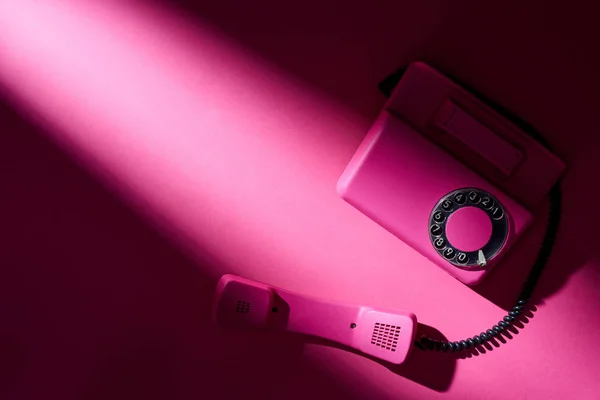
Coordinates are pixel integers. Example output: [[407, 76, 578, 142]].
[[0, 1, 599, 399]]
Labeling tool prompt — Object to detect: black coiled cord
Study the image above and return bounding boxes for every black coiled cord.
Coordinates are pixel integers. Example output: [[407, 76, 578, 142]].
[[416, 182, 562, 353]]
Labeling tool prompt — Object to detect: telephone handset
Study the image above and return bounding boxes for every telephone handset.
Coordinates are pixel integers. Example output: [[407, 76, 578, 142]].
[[213, 274, 418, 365], [337, 62, 565, 285]]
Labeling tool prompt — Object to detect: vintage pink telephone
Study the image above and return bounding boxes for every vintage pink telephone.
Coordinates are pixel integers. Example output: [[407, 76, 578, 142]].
[[213, 63, 565, 358], [213, 274, 417, 364], [338, 62, 565, 285]]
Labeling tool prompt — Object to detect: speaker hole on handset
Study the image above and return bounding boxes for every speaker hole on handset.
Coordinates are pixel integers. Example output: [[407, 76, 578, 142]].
[[236, 300, 251, 313], [371, 322, 401, 351]]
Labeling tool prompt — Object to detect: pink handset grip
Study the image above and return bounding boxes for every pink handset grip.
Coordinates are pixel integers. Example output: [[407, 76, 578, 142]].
[[213, 274, 418, 365]]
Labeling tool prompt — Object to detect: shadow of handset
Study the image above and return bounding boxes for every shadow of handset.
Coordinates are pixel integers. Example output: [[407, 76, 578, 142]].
[[304, 323, 455, 392], [213, 274, 455, 392], [384, 324, 454, 392]]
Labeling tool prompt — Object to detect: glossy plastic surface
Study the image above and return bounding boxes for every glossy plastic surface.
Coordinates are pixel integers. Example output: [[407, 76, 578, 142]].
[[387, 62, 565, 209], [337, 62, 567, 285], [337, 111, 532, 285]]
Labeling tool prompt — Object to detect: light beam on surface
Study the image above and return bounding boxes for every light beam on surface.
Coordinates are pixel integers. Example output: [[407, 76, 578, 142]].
[[1, 1, 599, 399], [0, 1, 431, 398]]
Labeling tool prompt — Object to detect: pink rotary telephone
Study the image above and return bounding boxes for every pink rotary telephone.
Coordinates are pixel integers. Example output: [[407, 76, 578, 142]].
[[338, 62, 565, 285], [212, 63, 565, 359]]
